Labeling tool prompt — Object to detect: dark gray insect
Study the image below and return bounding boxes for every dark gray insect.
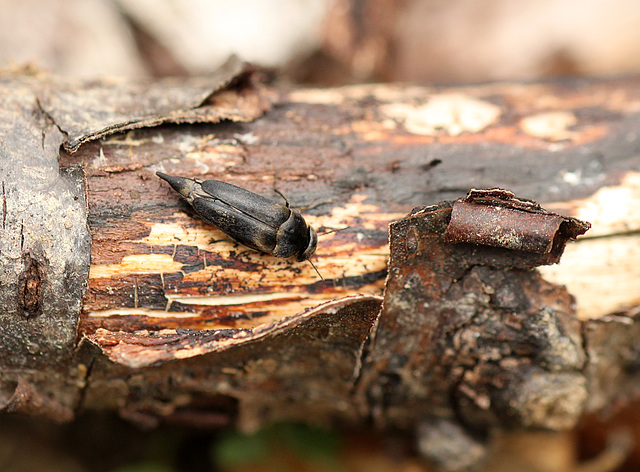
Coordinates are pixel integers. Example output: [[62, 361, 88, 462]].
[[157, 172, 321, 275]]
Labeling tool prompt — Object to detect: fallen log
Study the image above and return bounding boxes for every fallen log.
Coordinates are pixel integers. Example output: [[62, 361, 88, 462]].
[[1, 61, 639, 470]]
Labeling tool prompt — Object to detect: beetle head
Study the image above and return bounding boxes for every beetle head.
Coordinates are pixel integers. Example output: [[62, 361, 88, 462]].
[[298, 226, 318, 261]]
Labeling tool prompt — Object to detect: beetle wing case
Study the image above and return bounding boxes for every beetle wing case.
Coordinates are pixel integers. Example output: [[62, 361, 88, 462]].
[[192, 197, 280, 254], [199, 180, 290, 229]]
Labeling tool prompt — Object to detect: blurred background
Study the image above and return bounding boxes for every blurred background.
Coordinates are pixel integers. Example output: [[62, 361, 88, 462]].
[[2, 0, 640, 471], [2, 0, 640, 84]]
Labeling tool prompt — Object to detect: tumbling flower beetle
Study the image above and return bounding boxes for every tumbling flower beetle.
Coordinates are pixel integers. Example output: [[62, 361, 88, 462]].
[[157, 172, 322, 277]]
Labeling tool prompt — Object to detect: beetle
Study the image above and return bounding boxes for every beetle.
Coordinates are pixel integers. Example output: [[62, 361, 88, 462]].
[[157, 172, 321, 276]]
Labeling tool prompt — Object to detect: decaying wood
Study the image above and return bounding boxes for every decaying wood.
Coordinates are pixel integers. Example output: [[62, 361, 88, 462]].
[[1, 63, 640, 471]]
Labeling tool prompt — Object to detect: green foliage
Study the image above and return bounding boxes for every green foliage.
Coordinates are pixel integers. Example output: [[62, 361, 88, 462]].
[[212, 422, 343, 472]]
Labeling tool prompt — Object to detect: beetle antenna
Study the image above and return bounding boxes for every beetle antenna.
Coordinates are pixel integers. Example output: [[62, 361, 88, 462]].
[[274, 188, 290, 208], [319, 226, 350, 236], [272, 170, 291, 208], [308, 259, 324, 280]]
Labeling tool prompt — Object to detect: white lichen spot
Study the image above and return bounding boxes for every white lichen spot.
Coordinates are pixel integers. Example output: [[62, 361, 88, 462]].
[[561, 170, 581, 185], [520, 111, 577, 141], [381, 94, 502, 136], [234, 132, 258, 144]]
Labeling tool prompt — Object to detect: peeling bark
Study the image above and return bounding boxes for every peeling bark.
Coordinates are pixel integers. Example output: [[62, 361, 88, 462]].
[[444, 188, 590, 261]]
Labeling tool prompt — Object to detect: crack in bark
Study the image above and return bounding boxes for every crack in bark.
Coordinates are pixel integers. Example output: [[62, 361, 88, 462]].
[[1, 182, 5, 230], [19, 253, 45, 319], [74, 355, 97, 412], [350, 303, 382, 395], [35, 96, 66, 140], [19, 220, 24, 251]]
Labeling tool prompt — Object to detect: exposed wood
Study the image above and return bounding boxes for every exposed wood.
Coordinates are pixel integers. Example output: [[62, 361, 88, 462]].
[[540, 171, 640, 318]]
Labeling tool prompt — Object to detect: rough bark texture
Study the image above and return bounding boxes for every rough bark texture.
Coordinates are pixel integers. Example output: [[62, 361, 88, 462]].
[[358, 200, 589, 469], [0, 79, 90, 371], [1, 66, 640, 470]]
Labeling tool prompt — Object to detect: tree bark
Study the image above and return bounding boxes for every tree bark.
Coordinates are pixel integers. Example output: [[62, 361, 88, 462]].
[[1, 64, 640, 470]]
